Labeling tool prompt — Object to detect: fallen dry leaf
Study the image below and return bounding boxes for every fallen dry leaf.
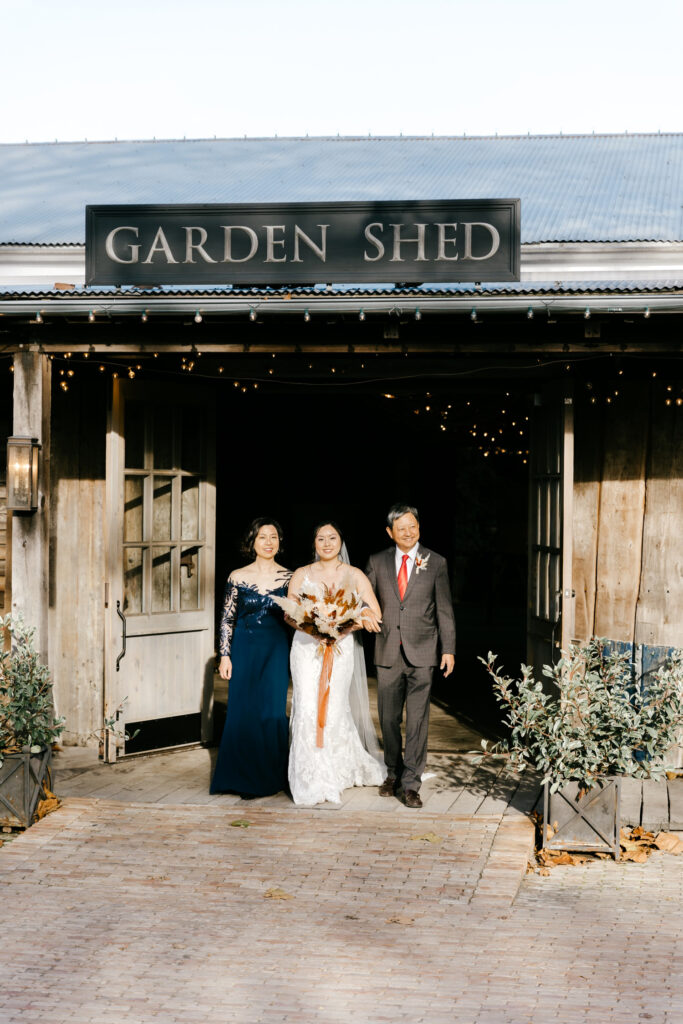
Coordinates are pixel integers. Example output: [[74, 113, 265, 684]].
[[263, 887, 293, 900], [621, 849, 650, 864], [34, 787, 61, 822], [230, 819, 252, 828], [654, 832, 683, 854], [620, 838, 646, 854], [538, 848, 577, 866], [409, 832, 442, 844]]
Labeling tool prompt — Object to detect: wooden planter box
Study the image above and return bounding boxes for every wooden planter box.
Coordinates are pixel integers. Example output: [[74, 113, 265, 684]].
[[543, 777, 621, 860], [0, 747, 51, 828]]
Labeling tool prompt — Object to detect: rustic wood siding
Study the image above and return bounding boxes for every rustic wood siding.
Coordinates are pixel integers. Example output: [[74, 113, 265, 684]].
[[48, 376, 107, 745], [0, 394, 10, 617], [635, 404, 683, 647], [573, 382, 683, 647], [572, 399, 602, 641], [0, 484, 9, 615]]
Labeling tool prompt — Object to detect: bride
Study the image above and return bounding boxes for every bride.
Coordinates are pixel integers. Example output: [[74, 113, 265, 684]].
[[287, 522, 386, 806]]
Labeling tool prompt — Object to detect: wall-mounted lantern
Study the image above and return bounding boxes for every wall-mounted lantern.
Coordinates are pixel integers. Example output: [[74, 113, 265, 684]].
[[6, 436, 41, 511]]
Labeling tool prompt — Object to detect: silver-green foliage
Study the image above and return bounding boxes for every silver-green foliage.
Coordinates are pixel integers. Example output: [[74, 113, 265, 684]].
[[0, 614, 65, 765], [479, 639, 683, 791]]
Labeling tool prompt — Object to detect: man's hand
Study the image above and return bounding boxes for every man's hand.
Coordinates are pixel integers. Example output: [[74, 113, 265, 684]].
[[218, 656, 232, 681], [440, 653, 455, 677], [361, 609, 382, 633]]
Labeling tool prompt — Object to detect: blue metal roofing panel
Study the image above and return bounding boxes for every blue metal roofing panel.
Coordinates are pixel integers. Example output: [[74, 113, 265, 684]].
[[1, 134, 683, 246]]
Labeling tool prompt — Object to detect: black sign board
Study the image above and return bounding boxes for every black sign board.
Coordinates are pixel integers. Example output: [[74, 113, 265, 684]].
[[86, 200, 520, 286]]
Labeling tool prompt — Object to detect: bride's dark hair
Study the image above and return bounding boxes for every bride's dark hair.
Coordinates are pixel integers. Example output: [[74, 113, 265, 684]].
[[312, 520, 344, 557]]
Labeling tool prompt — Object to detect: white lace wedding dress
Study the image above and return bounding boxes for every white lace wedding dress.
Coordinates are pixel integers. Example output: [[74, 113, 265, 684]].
[[289, 630, 385, 806]]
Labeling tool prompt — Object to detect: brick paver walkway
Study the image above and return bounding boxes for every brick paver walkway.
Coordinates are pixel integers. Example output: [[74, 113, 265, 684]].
[[2, 797, 682, 1024]]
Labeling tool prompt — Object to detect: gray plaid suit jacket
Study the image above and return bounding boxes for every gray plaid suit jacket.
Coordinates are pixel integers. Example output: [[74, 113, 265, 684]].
[[366, 545, 456, 668]]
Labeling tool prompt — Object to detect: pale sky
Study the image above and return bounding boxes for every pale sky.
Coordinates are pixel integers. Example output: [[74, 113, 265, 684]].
[[1, 0, 681, 144]]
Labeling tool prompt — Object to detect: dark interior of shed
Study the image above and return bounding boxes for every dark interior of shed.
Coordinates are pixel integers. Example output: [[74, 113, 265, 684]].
[[214, 361, 531, 737]]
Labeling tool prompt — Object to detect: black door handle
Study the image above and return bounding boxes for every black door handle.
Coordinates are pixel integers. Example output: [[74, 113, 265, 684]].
[[116, 600, 127, 672]]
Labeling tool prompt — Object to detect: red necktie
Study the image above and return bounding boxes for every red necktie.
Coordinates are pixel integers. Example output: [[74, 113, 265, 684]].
[[398, 554, 409, 600]]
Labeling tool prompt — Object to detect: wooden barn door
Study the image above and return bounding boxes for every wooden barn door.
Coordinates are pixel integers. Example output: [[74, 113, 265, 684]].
[[103, 381, 216, 760], [527, 390, 574, 674]]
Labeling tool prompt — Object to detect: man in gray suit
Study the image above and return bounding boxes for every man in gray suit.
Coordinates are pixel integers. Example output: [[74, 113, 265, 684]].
[[365, 504, 456, 808]]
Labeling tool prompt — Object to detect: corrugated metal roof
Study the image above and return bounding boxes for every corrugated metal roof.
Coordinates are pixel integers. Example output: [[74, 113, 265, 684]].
[[1, 134, 683, 246], [1, 280, 682, 299]]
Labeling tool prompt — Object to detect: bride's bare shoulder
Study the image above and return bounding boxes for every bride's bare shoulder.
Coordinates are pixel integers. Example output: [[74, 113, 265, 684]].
[[289, 564, 314, 586]]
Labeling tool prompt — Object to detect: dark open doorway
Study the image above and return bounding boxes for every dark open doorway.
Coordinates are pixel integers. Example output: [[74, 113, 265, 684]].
[[215, 364, 531, 737]]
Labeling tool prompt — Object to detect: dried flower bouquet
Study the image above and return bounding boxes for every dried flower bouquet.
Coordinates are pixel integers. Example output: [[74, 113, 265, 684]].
[[272, 573, 367, 747]]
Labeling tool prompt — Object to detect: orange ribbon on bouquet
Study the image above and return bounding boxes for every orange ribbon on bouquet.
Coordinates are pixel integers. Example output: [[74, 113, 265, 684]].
[[316, 643, 336, 748]]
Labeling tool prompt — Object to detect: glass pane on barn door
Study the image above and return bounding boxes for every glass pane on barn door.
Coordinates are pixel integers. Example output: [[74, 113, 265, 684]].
[[180, 546, 200, 610], [181, 477, 200, 540], [152, 476, 173, 540], [123, 547, 145, 614], [152, 547, 173, 612], [124, 476, 144, 542]]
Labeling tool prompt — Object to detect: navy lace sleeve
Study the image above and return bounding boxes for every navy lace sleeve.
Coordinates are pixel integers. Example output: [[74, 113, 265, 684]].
[[218, 577, 239, 656]]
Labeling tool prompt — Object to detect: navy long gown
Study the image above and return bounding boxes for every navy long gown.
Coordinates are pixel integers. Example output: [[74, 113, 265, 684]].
[[210, 575, 291, 797]]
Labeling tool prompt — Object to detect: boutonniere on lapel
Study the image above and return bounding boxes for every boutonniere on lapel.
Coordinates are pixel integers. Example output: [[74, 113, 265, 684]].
[[414, 552, 431, 575]]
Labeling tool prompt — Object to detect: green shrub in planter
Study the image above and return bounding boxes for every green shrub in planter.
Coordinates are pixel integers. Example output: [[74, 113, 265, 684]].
[[479, 640, 683, 857], [1, 615, 65, 826], [479, 638, 683, 791]]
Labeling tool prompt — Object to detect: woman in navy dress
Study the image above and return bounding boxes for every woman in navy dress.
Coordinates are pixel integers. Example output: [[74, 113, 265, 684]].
[[210, 519, 291, 797]]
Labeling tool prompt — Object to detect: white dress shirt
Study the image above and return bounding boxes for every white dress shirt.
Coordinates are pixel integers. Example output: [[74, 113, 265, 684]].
[[394, 543, 420, 581]]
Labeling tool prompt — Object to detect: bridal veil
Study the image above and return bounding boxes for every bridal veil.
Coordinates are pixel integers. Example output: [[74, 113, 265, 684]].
[[317, 541, 384, 765]]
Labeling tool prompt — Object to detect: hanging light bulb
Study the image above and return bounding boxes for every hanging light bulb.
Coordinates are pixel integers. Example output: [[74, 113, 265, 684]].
[[470, 308, 477, 322], [527, 307, 534, 319], [303, 308, 311, 322], [35, 311, 43, 324], [194, 310, 202, 324], [359, 309, 366, 321], [88, 310, 95, 323], [141, 311, 148, 323], [249, 308, 257, 321], [584, 307, 591, 319], [644, 307, 651, 318], [414, 308, 422, 321]]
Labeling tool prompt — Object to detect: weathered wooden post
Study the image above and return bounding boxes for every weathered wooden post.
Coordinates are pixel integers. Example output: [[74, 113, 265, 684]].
[[10, 348, 51, 663]]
